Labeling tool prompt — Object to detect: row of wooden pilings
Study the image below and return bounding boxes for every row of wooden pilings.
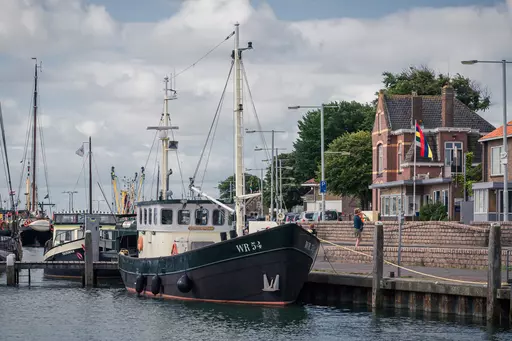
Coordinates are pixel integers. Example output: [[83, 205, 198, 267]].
[[370, 222, 504, 322], [5, 230, 99, 287]]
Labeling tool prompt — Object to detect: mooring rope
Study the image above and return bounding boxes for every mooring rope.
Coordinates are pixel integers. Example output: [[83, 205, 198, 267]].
[[317, 237, 491, 286]]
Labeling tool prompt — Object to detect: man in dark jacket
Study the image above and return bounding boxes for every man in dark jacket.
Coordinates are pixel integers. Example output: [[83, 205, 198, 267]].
[[353, 208, 364, 247]]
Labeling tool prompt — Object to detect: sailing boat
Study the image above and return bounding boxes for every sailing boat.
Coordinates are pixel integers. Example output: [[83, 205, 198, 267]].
[[117, 23, 320, 305], [18, 58, 52, 247]]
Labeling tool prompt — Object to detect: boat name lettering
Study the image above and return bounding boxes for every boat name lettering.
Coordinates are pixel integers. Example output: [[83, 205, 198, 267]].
[[304, 240, 316, 253], [188, 226, 215, 231], [62, 250, 74, 256], [235, 241, 262, 253]]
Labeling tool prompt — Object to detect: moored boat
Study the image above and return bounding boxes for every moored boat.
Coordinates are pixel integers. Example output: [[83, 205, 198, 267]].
[[117, 23, 320, 305]]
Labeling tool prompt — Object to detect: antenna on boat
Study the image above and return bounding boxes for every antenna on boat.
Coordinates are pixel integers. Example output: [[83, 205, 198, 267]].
[[233, 22, 253, 237], [147, 76, 179, 201]]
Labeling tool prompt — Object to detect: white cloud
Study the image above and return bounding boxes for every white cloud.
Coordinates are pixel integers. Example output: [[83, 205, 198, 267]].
[[0, 0, 511, 211]]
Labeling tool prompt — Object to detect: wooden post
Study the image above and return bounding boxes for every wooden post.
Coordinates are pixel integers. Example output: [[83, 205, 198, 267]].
[[372, 221, 384, 310], [6, 253, 15, 286], [84, 230, 93, 287], [487, 222, 501, 322]]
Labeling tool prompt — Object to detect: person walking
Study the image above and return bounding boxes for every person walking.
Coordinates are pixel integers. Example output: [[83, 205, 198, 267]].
[[353, 208, 364, 247]]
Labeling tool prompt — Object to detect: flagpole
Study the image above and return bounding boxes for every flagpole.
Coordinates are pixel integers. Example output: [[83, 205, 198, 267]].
[[413, 120, 417, 221]]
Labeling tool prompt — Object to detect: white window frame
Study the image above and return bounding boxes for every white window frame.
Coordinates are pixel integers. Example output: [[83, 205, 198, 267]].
[[474, 189, 488, 213], [491, 146, 505, 176], [444, 141, 463, 167], [377, 144, 383, 175], [398, 143, 403, 173]]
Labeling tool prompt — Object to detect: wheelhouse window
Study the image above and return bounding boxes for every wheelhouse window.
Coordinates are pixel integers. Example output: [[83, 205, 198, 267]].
[[153, 209, 158, 225], [143, 208, 147, 224], [139, 208, 142, 225], [148, 208, 152, 225], [195, 208, 209, 225], [161, 209, 173, 225], [212, 209, 225, 225], [178, 210, 190, 225]]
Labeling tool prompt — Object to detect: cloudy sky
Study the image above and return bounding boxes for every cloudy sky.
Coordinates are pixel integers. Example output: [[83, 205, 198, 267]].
[[0, 0, 511, 213]]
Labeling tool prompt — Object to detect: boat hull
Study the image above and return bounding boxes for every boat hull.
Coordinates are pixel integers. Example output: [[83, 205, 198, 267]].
[[42, 239, 119, 279], [118, 223, 319, 305]]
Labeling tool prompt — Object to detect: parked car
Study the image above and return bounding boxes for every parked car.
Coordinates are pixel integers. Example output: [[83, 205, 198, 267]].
[[298, 211, 314, 224], [312, 210, 339, 222]]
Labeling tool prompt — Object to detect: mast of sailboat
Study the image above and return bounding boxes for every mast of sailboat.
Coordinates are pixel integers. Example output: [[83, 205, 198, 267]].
[[31, 57, 41, 213], [148, 76, 178, 201], [89, 136, 92, 213], [0, 103, 15, 210]]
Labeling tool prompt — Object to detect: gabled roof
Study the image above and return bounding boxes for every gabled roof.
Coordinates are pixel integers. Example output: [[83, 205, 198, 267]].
[[479, 120, 512, 142], [301, 178, 318, 186], [385, 94, 495, 133]]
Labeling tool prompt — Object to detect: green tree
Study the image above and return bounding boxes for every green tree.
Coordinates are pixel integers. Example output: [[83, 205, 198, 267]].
[[322, 131, 372, 209], [293, 101, 375, 184], [452, 152, 482, 198], [419, 202, 448, 221], [262, 152, 307, 212], [378, 65, 490, 112], [217, 173, 261, 203]]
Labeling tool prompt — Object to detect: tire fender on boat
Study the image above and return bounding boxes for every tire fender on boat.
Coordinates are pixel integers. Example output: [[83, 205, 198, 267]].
[[151, 275, 162, 295], [177, 274, 193, 293], [135, 275, 146, 294]]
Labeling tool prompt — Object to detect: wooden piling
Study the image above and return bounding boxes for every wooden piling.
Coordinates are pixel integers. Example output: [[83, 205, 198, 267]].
[[6, 253, 15, 286], [372, 221, 384, 310], [487, 222, 501, 322], [84, 230, 94, 287]]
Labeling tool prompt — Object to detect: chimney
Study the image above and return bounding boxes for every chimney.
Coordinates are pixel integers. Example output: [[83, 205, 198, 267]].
[[411, 91, 422, 126], [442, 84, 454, 127]]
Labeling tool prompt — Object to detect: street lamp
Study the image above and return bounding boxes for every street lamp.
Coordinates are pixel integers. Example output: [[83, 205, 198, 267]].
[[461, 59, 512, 221], [288, 104, 339, 221], [246, 167, 265, 217], [254, 145, 287, 218], [247, 129, 285, 220]]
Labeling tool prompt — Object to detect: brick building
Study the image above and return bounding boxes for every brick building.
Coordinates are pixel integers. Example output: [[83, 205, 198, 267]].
[[369, 85, 495, 221], [473, 122, 512, 221], [301, 178, 359, 217]]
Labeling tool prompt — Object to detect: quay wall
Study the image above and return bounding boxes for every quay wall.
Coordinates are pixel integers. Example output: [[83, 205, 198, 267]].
[[300, 272, 510, 321]]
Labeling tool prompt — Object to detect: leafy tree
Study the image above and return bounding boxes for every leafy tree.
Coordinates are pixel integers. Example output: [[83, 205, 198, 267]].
[[419, 202, 448, 221], [322, 131, 372, 209], [377, 65, 490, 112], [452, 152, 482, 199], [217, 173, 261, 203], [262, 152, 307, 212], [293, 101, 375, 183]]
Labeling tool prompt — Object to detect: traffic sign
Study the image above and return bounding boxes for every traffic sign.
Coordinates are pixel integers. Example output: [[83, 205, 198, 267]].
[[320, 180, 327, 193]]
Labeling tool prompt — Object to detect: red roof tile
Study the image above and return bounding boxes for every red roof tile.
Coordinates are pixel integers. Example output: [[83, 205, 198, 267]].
[[479, 120, 512, 141]]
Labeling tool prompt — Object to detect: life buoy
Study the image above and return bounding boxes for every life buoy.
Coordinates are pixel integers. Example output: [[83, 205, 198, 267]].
[[137, 236, 143, 252], [171, 242, 178, 255], [23, 219, 30, 227]]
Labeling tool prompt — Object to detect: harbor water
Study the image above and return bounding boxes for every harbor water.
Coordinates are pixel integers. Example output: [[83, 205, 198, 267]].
[[0, 247, 511, 341]]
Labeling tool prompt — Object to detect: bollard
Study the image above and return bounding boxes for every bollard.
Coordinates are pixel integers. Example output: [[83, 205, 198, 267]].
[[487, 222, 501, 322], [6, 253, 15, 286], [372, 221, 384, 310], [84, 230, 94, 288]]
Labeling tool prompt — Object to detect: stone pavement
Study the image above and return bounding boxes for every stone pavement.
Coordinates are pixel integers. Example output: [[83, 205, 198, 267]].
[[312, 260, 511, 284]]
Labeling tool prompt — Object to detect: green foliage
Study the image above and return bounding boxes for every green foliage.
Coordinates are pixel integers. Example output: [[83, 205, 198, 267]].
[[293, 101, 375, 184], [262, 151, 307, 211], [377, 65, 490, 112], [217, 173, 261, 203], [419, 201, 448, 221], [322, 131, 372, 209], [452, 152, 482, 198]]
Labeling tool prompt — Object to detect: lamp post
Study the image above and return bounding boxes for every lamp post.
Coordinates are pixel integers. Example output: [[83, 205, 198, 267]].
[[254, 146, 287, 219], [288, 104, 339, 221], [246, 167, 265, 217], [461, 59, 511, 221]]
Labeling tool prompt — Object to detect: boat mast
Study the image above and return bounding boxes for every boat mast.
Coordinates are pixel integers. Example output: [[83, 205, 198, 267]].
[[148, 77, 177, 200], [89, 136, 92, 213], [31, 57, 40, 213]]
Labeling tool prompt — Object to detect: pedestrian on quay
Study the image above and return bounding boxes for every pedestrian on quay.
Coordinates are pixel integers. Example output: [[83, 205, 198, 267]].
[[353, 208, 364, 247]]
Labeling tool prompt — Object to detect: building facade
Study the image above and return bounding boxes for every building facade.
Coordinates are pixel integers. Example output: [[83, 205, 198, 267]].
[[473, 122, 512, 221], [301, 178, 359, 218], [369, 85, 494, 221]]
